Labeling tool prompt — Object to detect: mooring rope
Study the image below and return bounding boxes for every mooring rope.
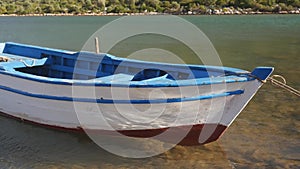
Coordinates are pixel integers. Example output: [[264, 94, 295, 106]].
[[220, 72, 300, 97], [267, 75, 300, 97]]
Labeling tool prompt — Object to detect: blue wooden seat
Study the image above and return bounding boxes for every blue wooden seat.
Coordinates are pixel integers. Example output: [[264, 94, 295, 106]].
[[90, 73, 134, 82], [0, 53, 48, 70]]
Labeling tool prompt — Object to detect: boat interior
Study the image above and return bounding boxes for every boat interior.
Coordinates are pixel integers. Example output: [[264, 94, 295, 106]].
[[0, 42, 235, 82]]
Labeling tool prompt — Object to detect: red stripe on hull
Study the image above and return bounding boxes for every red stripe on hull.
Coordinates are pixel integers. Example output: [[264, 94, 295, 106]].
[[0, 111, 227, 146], [116, 124, 227, 145]]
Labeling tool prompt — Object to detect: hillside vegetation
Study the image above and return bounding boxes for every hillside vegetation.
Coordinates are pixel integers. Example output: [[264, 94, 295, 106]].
[[0, 0, 299, 15]]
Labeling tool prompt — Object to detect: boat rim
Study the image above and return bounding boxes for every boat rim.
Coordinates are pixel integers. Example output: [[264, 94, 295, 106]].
[[0, 42, 255, 88], [0, 67, 253, 88]]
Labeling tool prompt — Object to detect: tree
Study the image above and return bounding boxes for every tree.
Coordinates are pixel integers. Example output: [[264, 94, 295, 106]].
[[171, 1, 180, 12], [35, 6, 43, 14], [292, 0, 300, 7], [67, 5, 80, 14], [83, 0, 94, 11], [0, 6, 8, 14], [0, 0, 298, 15], [6, 4, 16, 14], [42, 4, 55, 13], [236, 0, 256, 8], [216, 0, 229, 7], [97, 0, 106, 8]]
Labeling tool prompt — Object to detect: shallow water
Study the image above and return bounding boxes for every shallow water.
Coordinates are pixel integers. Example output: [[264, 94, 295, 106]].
[[0, 15, 299, 168]]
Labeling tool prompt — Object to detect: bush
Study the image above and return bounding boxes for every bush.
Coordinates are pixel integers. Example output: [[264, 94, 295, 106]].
[[0, 0, 298, 15]]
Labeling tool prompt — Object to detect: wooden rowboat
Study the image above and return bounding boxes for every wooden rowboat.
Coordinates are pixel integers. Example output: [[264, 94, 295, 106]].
[[0, 42, 273, 145]]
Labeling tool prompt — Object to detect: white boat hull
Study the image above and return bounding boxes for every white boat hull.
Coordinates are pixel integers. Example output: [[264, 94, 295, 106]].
[[0, 75, 262, 145], [0, 42, 274, 145]]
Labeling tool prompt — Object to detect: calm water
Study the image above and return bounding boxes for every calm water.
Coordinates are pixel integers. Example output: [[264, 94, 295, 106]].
[[0, 15, 299, 168]]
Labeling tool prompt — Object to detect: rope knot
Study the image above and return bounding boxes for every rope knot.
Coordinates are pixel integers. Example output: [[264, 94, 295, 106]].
[[267, 74, 299, 97]]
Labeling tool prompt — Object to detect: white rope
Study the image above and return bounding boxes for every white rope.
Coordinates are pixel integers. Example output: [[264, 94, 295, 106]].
[[221, 72, 299, 97], [267, 75, 300, 97]]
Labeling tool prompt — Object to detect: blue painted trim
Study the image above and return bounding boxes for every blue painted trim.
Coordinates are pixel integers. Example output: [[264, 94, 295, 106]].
[[0, 58, 48, 70], [251, 67, 274, 81], [0, 70, 253, 88], [0, 85, 244, 104], [0, 42, 257, 88]]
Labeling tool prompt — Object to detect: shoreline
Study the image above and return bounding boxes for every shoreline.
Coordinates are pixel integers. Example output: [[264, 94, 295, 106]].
[[0, 11, 299, 17]]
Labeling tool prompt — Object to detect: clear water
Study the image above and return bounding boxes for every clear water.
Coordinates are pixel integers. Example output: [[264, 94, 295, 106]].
[[0, 15, 299, 168]]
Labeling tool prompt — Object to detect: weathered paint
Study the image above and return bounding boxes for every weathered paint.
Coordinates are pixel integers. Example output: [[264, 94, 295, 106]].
[[0, 42, 274, 145]]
